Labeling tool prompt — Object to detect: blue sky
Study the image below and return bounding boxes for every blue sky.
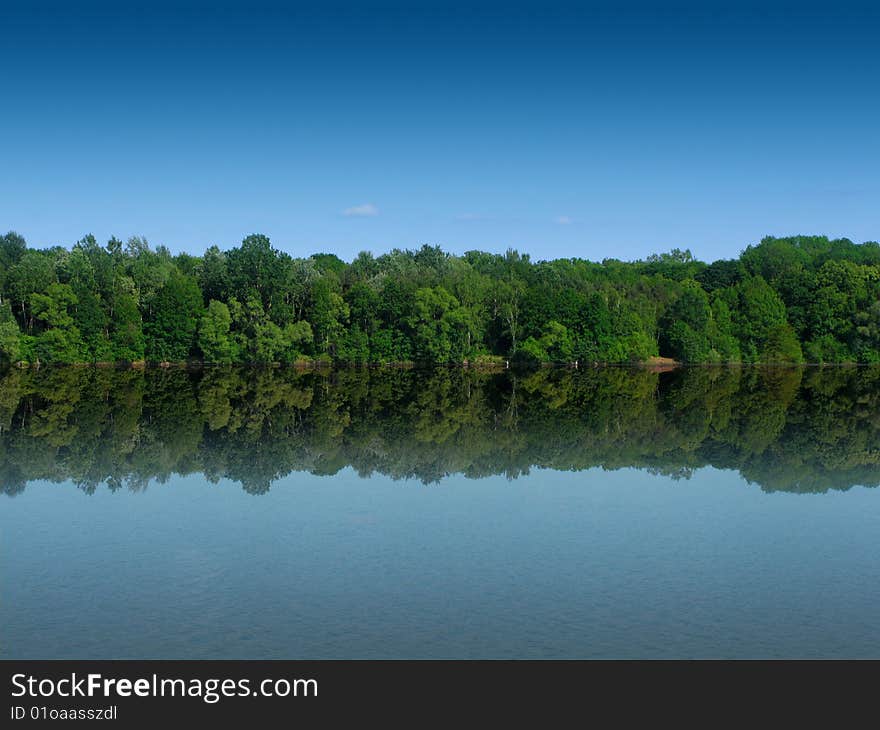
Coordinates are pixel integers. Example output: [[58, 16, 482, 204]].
[[1, 1, 878, 262]]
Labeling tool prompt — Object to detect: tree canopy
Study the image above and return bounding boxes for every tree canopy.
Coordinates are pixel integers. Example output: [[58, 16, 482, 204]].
[[1, 231, 879, 365]]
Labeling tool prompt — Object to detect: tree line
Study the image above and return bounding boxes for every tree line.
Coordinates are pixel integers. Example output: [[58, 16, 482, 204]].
[[1, 231, 879, 365], [1, 366, 879, 495]]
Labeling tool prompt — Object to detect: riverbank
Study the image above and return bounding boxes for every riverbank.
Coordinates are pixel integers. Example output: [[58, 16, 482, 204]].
[[6, 357, 873, 371]]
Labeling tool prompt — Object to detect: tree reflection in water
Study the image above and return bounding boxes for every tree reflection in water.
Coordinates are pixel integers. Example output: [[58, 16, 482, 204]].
[[1, 365, 879, 496]]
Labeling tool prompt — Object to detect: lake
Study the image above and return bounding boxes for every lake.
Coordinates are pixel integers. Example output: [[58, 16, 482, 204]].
[[2, 365, 880, 658]]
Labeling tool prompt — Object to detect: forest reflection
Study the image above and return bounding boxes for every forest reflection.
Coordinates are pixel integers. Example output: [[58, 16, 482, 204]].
[[1, 365, 879, 496]]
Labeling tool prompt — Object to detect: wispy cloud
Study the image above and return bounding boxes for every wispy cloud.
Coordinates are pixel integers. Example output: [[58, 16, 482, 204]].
[[343, 203, 379, 217], [555, 215, 572, 225]]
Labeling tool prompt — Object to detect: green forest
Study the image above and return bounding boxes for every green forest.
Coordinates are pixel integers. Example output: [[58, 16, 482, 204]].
[[2, 366, 879, 495], [1, 231, 879, 365]]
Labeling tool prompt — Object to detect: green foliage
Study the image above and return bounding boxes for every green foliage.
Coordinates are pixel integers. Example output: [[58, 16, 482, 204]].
[[199, 300, 235, 363], [804, 335, 851, 364], [0, 231, 27, 274], [408, 286, 467, 363], [513, 337, 549, 365], [0, 323, 21, 363], [514, 321, 575, 364], [761, 324, 804, 364], [144, 272, 204, 361], [660, 281, 711, 362], [719, 276, 789, 362], [253, 319, 313, 363], [2, 230, 880, 365], [32, 327, 85, 364], [109, 284, 145, 362], [27, 283, 85, 363], [665, 321, 709, 363], [30, 283, 78, 329], [8, 251, 55, 331], [0, 303, 21, 363], [310, 277, 350, 356]]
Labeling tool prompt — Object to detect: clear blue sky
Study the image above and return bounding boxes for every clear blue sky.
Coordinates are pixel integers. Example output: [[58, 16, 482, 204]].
[[1, 1, 878, 262]]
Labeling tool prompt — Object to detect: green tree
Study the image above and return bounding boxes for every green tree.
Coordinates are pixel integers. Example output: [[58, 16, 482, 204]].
[[29, 284, 85, 363], [724, 276, 789, 361], [408, 286, 460, 362], [109, 285, 145, 362], [0, 231, 28, 302], [145, 272, 204, 361], [659, 281, 712, 361], [310, 278, 349, 356], [0, 303, 21, 363], [198, 300, 235, 363], [761, 324, 804, 363], [7, 251, 55, 331]]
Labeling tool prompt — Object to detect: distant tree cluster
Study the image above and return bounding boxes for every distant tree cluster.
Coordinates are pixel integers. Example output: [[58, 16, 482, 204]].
[[1, 231, 879, 365]]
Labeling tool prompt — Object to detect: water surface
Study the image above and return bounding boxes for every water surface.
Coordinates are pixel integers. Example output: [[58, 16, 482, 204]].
[[2, 366, 880, 658]]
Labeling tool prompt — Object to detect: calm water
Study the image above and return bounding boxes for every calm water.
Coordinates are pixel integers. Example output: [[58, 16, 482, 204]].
[[2, 366, 880, 658]]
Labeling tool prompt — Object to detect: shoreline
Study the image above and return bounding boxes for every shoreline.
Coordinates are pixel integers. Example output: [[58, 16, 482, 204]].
[[4, 359, 875, 371]]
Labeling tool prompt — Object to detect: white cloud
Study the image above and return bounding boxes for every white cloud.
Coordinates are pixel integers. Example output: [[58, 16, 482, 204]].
[[555, 215, 572, 225], [343, 203, 379, 217]]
